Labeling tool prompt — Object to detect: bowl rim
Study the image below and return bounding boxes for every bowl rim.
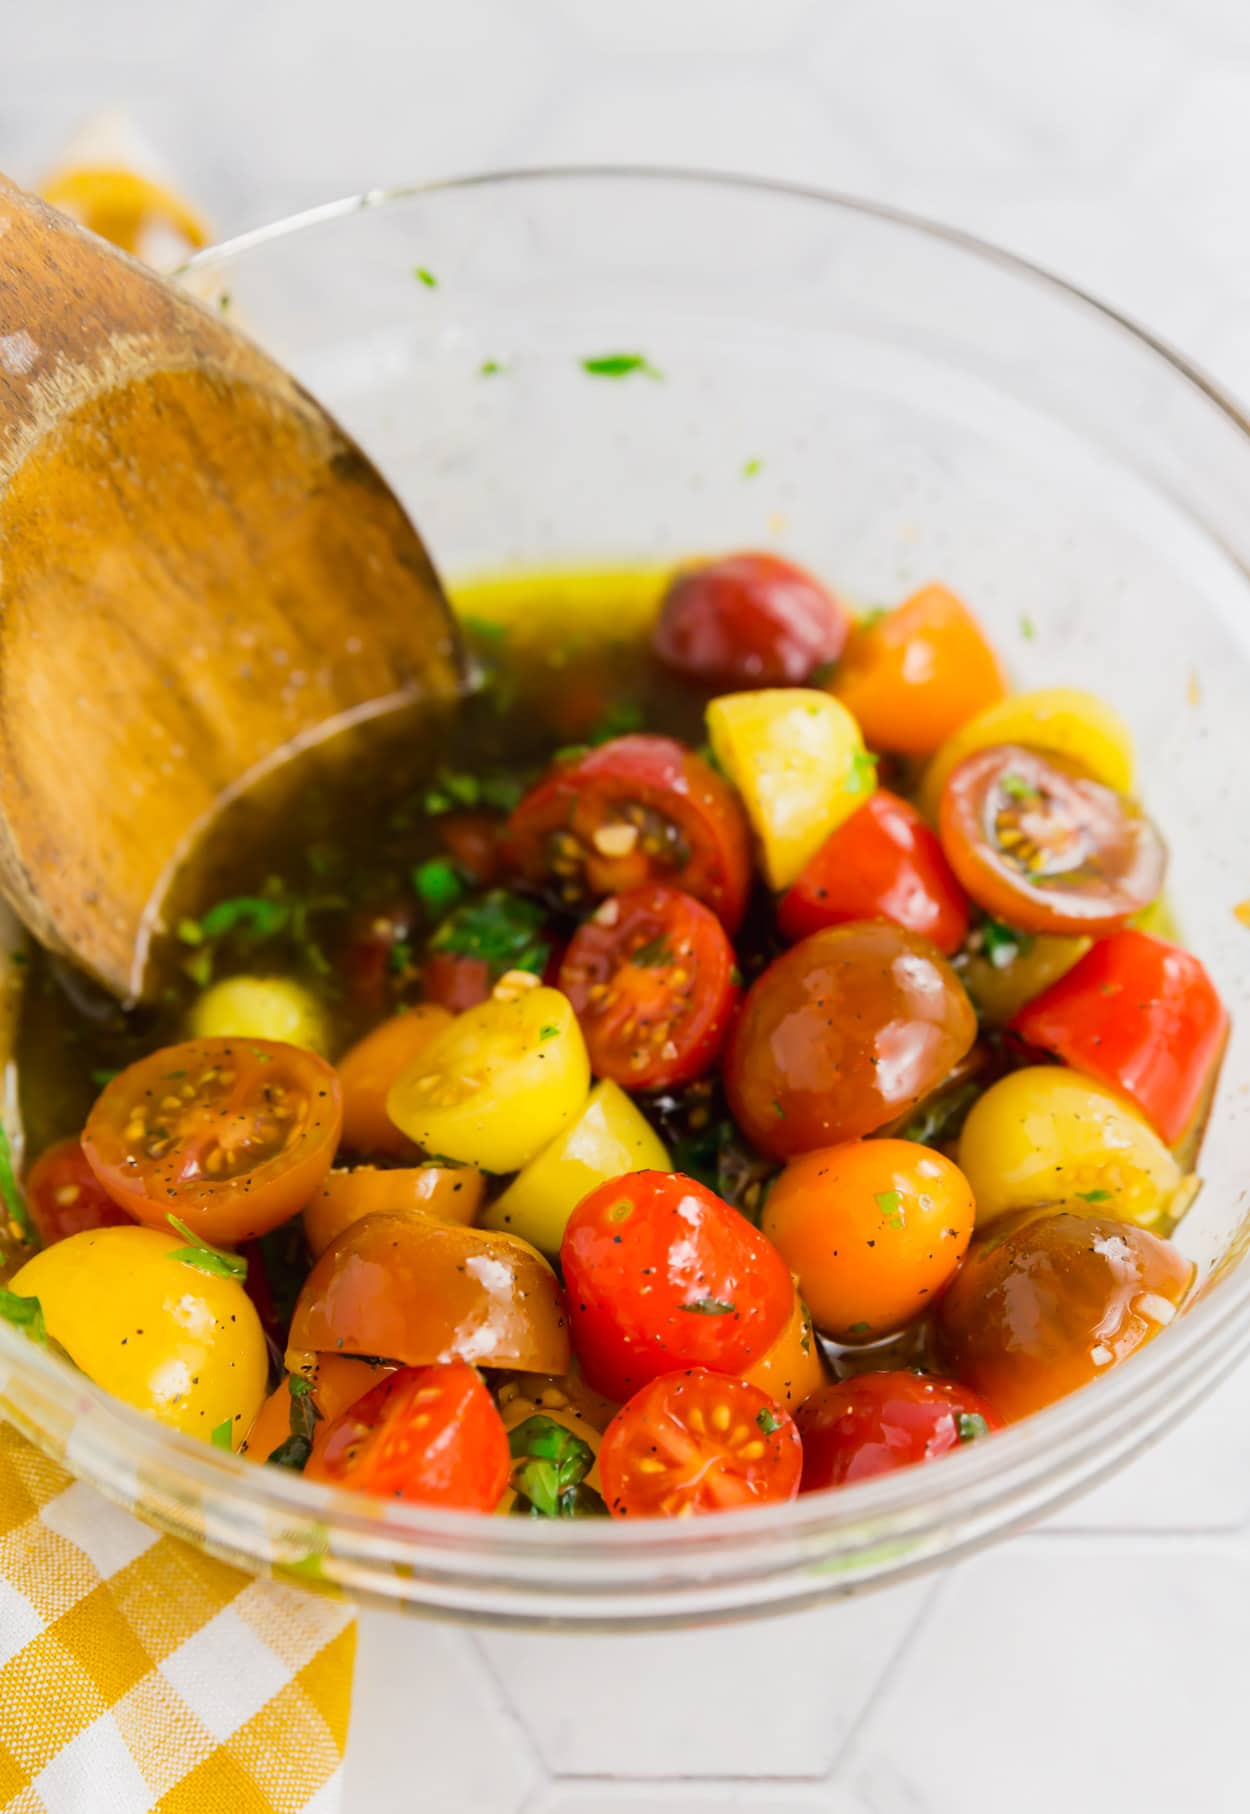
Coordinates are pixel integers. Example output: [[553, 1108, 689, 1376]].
[[8, 165, 1248, 1601]]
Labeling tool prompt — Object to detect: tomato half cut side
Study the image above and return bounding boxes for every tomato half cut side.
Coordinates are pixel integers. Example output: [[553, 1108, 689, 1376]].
[[598, 1369, 802, 1517], [797, 1371, 1002, 1491], [82, 1037, 342, 1245], [1011, 929, 1228, 1148], [652, 552, 851, 688], [504, 734, 752, 932], [25, 1138, 134, 1246], [938, 743, 1166, 935], [558, 886, 739, 1091], [305, 1360, 511, 1510]]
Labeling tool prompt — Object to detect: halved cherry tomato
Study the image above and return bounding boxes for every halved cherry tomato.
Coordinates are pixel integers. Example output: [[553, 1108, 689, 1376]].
[[1011, 930, 1228, 1148], [724, 923, 977, 1159], [561, 1171, 793, 1402], [25, 1138, 133, 1245], [557, 887, 738, 1091], [306, 1359, 511, 1510], [82, 1037, 342, 1244], [289, 1211, 570, 1374], [340, 902, 419, 1018], [831, 585, 1007, 756], [761, 1140, 975, 1341], [796, 1371, 1002, 1490], [504, 735, 751, 932], [936, 1210, 1193, 1419], [777, 790, 969, 954], [939, 744, 1166, 935], [242, 1355, 397, 1464], [652, 552, 851, 687], [597, 1369, 801, 1518], [437, 811, 504, 885], [337, 1005, 452, 1158], [419, 950, 494, 1013], [303, 1163, 485, 1256]]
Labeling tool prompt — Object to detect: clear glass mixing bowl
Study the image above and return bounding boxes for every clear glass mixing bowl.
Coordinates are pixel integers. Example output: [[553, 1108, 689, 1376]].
[[2, 169, 1249, 1628]]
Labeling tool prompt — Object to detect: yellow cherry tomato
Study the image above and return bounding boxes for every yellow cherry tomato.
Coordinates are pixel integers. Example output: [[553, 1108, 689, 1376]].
[[956, 1066, 1182, 1229], [706, 689, 873, 889], [480, 1079, 670, 1253], [919, 687, 1135, 821], [387, 984, 591, 1172], [761, 1139, 975, 1342], [958, 932, 1090, 1024], [12, 1226, 268, 1447], [743, 1289, 826, 1408], [189, 974, 328, 1054]]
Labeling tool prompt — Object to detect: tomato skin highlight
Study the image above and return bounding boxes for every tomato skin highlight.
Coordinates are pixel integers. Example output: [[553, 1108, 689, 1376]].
[[777, 790, 969, 954], [831, 585, 1007, 757], [504, 734, 752, 932], [1011, 930, 1228, 1147], [652, 552, 851, 688], [82, 1037, 342, 1245], [796, 1371, 1002, 1490], [306, 1360, 511, 1510], [558, 886, 739, 1091], [26, 1138, 133, 1245], [939, 744, 1166, 936], [724, 922, 977, 1160], [561, 1171, 793, 1403], [337, 1005, 452, 1158], [598, 1369, 802, 1518]]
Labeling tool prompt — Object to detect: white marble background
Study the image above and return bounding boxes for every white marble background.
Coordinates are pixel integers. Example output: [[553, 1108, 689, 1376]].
[[5, 3, 1250, 1809]]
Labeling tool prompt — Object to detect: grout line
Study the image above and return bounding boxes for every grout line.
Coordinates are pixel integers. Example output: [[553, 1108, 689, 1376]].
[[822, 1570, 948, 1784]]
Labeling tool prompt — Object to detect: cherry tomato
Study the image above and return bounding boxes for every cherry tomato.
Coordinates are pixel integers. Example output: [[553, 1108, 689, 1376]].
[[558, 887, 738, 1091], [1011, 930, 1228, 1148], [306, 1359, 511, 1510], [561, 1171, 793, 1402], [340, 903, 419, 1018], [724, 923, 977, 1160], [796, 1371, 1002, 1490], [25, 1138, 133, 1245], [939, 744, 1166, 935], [831, 585, 1007, 756], [82, 1037, 342, 1245], [743, 1290, 826, 1408], [337, 1005, 452, 1158], [597, 1369, 801, 1518], [505, 735, 751, 932], [936, 1210, 1193, 1419], [242, 1355, 397, 1464], [777, 790, 969, 954], [303, 1162, 485, 1256], [437, 811, 504, 885], [652, 552, 851, 688], [762, 1140, 975, 1342], [419, 950, 493, 1013]]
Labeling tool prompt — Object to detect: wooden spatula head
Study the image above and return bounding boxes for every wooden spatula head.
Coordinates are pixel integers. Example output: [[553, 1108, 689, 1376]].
[[0, 174, 462, 1000]]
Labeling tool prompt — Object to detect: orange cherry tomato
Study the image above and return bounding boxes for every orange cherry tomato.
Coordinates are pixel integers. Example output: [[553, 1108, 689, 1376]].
[[288, 1212, 570, 1374], [724, 923, 977, 1160], [25, 1138, 133, 1245], [652, 552, 851, 687], [597, 1369, 802, 1518], [939, 744, 1166, 935], [337, 1005, 452, 1158], [242, 1354, 397, 1464], [306, 1359, 511, 1510], [303, 1162, 485, 1256], [797, 1371, 1001, 1490], [936, 1210, 1193, 1419], [743, 1289, 826, 1408], [761, 1139, 975, 1342], [82, 1037, 342, 1245], [831, 584, 1007, 756]]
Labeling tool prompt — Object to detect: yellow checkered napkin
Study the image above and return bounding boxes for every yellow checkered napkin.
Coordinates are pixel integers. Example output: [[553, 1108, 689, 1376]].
[[0, 1425, 355, 1814]]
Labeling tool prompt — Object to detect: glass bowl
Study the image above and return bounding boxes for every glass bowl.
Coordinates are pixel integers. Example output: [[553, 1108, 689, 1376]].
[[2, 169, 1249, 1629]]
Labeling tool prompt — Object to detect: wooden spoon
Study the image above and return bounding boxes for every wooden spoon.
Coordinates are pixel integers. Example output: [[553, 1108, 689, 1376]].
[[0, 173, 464, 1002]]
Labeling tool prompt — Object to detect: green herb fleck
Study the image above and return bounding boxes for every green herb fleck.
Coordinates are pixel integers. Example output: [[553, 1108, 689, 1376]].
[[89, 1068, 119, 1089], [1001, 773, 1039, 803], [809, 659, 838, 687], [421, 768, 523, 816], [587, 701, 644, 745], [182, 949, 214, 988], [979, 915, 1035, 970], [411, 857, 466, 918], [460, 614, 507, 647], [508, 1414, 605, 1518], [772, 1099, 786, 1119], [211, 1418, 235, 1450], [177, 917, 204, 946], [267, 1372, 323, 1472], [413, 266, 438, 289], [478, 359, 504, 377], [0, 1124, 34, 1245], [538, 1025, 560, 1041], [1019, 614, 1037, 641], [9, 951, 27, 967], [196, 896, 291, 943], [875, 1189, 904, 1229], [848, 748, 878, 794], [429, 889, 550, 978], [681, 1297, 736, 1316], [0, 1289, 44, 1342], [631, 934, 674, 969], [580, 353, 663, 380], [857, 606, 888, 630], [1076, 1188, 1112, 1203], [957, 1411, 990, 1444], [216, 291, 232, 314], [901, 1081, 982, 1149], [166, 1215, 247, 1283], [847, 1321, 871, 1336], [742, 457, 763, 478], [798, 1306, 813, 1355], [756, 1407, 782, 1434]]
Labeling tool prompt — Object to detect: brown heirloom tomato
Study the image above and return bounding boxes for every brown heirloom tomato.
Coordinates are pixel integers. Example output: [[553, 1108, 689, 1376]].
[[652, 552, 851, 688], [303, 1163, 485, 1257], [936, 1210, 1193, 1419], [83, 1037, 342, 1244], [724, 923, 977, 1160]]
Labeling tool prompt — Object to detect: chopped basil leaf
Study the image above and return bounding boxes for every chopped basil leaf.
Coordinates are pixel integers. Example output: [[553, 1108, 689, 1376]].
[[580, 352, 663, 380], [847, 1321, 871, 1335], [411, 857, 466, 917], [848, 748, 878, 794], [0, 1289, 44, 1342], [198, 896, 290, 942], [211, 1419, 235, 1450], [89, 1068, 119, 1088], [631, 934, 674, 969], [979, 916, 1035, 970], [267, 1373, 323, 1471], [508, 1414, 603, 1518], [1000, 774, 1039, 803], [421, 769, 524, 816], [1076, 1188, 1112, 1203], [875, 1189, 904, 1228], [429, 889, 549, 977], [900, 1080, 982, 1149], [0, 1123, 34, 1245], [538, 1025, 560, 1041], [957, 1411, 990, 1444], [459, 614, 507, 647], [587, 701, 644, 745], [681, 1297, 735, 1316], [756, 1407, 781, 1434], [289, 1373, 315, 1401], [165, 1215, 247, 1283]]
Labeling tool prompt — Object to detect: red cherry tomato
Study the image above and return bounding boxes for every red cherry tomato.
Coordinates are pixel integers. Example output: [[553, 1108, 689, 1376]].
[[505, 735, 751, 932], [558, 887, 739, 1091], [724, 923, 977, 1160], [420, 949, 494, 1012], [305, 1359, 510, 1510], [598, 1369, 802, 1518], [25, 1138, 133, 1245], [437, 811, 504, 886], [82, 1037, 342, 1244], [340, 903, 419, 1017], [796, 1371, 1002, 1490], [561, 1171, 793, 1402], [1012, 930, 1227, 1148], [652, 552, 851, 688], [939, 744, 1166, 936], [778, 790, 969, 954]]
